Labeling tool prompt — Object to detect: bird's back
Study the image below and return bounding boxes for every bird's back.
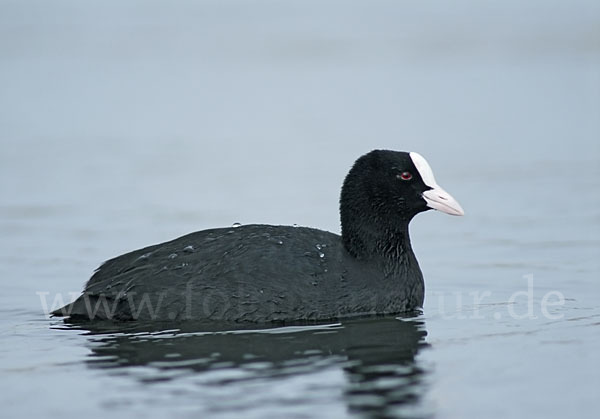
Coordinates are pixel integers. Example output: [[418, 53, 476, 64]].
[[59, 225, 405, 322]]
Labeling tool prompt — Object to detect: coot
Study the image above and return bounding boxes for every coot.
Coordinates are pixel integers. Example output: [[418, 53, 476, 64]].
[[53, 150, 463, 323]]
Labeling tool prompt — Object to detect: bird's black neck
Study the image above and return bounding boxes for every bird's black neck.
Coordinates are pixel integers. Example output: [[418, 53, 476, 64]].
[[341, 222, 416, 270]]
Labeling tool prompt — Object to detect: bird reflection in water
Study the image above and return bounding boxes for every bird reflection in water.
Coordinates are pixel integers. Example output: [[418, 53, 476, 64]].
[[59, 316, 429, 417]]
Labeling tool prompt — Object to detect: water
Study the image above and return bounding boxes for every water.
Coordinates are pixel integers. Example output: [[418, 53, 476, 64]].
[[1, 0, 599, 418]]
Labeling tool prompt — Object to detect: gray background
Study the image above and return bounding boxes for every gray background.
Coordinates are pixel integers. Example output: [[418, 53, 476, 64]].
[[1, 1, 599, 418]]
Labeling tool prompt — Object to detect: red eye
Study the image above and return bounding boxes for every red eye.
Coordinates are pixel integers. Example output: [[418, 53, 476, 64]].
[[397, 171, 412, 181]]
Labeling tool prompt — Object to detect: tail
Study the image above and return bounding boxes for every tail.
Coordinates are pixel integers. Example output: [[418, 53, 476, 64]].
[[50, 294, 132, 321], [50, 302, 75, 317]]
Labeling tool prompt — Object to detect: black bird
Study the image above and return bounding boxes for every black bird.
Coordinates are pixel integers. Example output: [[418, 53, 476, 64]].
[[52, 150, 464, 323]]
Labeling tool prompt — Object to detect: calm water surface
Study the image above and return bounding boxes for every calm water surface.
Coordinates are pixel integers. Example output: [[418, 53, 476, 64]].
[[1, 1, 599, 418]]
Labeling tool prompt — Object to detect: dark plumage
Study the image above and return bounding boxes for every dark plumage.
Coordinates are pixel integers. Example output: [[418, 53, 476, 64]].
[[53, 150, 463, 323]]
